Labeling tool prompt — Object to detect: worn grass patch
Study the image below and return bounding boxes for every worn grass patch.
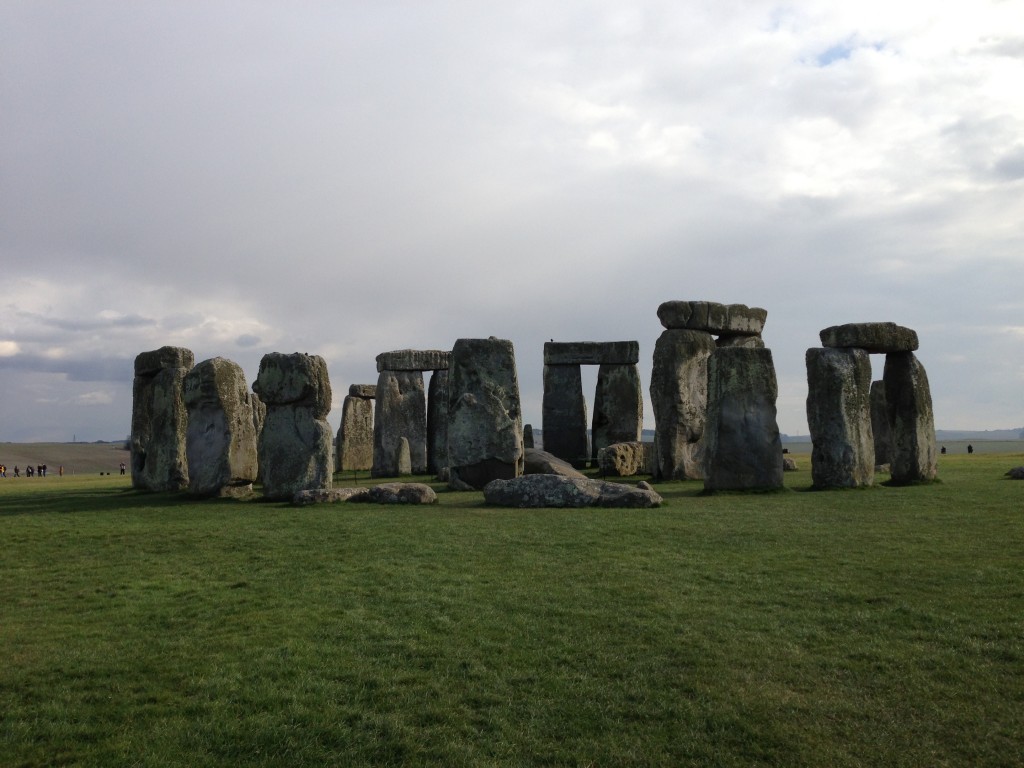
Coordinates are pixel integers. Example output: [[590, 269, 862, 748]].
[[1, 453, 1021, 766]]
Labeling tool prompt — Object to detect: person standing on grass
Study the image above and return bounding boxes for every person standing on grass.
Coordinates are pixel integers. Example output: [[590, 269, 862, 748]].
[[13, 465, 19, 477], [59, 465, 64, 477]]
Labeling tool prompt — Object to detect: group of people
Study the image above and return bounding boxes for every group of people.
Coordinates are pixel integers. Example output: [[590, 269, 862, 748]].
[[0, 464, 56, 477]]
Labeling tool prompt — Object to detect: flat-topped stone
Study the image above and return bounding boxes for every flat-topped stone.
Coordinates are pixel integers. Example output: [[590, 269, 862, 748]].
[[349, 384, 377, 398], [819, 323, 919, 353], [543, 341, 639, 366], [657, 301, 766, 335], [134, 346, 194, 376], [375, 349, 451, 372]]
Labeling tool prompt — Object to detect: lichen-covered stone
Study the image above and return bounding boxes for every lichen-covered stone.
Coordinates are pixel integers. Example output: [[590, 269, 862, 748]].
[[819, 322, 919, 353], [542, 363, 588, 468], [483, 474, 662, 508], [657, 301, 767, 335], [131, 346, 193, 491], [447, 337, 524, 490], [183, 357, 257, 497], [293, 487, 370, 505], [806, 347, 874, 489], [870, 380, 891, 465], [349, 384, 377, 398], [524, 447, 587, 478], [427, 369, 449, 475], [337, 394, 374, 471], [372, 370, 426, 477], [251, 352, 331, 417], [375, 349, 451, 372], [883, 352, 937, 484], [543, 341, 640, 366], [703, 347, 783, 491], [597, 441, 651, 477], [591, 364, 643, 463], [366, 482, 437, 505]]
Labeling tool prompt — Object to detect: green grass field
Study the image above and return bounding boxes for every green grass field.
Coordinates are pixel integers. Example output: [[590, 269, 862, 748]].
[[1, 453, 1022, 766]]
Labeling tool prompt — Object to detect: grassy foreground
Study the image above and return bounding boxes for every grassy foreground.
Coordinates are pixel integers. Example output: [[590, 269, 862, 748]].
[[1, 454, 1022, 767]]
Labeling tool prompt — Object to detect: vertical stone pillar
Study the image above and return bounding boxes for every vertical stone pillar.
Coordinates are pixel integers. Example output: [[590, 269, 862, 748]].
[[183, 357, 257, 497], [427, 368, 449, 475], [372, 370, 426, 477], [869, 380, 891, 466], [703, 347, 783, 491], [805, 347, 874, 488], [542, 364, 588, 467], [649, 329, 715, 480], [252, 352, 333, 500], [131, 346, 193, 491], [591, 363, 642, 462], [883, 352, 937, 484], [447, 337, 524, 490], [337, 384, 375, 472]]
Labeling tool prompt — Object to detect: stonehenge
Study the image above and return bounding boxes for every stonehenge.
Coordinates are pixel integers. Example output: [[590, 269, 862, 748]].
[[336, 384, 376, 472], [131, 346, 193, 491]]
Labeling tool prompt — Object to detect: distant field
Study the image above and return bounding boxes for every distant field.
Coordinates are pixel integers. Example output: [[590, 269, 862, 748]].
[[0, 442, 130, 476], [783, 439, 1024, 456]]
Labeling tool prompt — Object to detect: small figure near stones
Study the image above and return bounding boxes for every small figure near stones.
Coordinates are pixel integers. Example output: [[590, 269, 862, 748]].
[[13, 465, 19, 477], [967, 444, 974, 454], [120, 462, 126, 475], [941, 446, 946, 454]]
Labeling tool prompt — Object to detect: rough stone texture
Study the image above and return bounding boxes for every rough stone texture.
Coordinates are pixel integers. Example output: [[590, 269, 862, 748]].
[[1006, 467, 1024, 480], [523, 424, 535, 449], [657, 301, 767, 335], [366, 482, 437, 505], [483, 474, 662, 508], [372, 370, 426, 477], [703, 347, 784, 491], [294, 487, 371, 505], [349, 384, 377, 398], [820, 322, 919, 353], [183, 357, 258, 497], [542, 363, 589, 468], [870, 380, 891, 465], [543, 341, 640, 366], [396, 437, 412, 475], [131, 346, 193, 491], [883, 352, 938, 484], [597, 441, 650, 477], [337, 395, 374, 472], [783, 457, 798, 471], [716, 335, 765, 349], [427, 369, 449, 475], [650, 329, 716, 480], [253, 352, 333, 500], [524, 448, 587, 478], [591, 363, 643, 462], [251, 392, 266, 482], [375, 349, 451, 373], [805, 347, 874, 489], [447, 337, 524, 490]]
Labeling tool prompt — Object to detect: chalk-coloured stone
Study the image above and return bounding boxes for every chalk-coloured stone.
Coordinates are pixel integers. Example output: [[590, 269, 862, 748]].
[[657, 301, 767, 335], [542, 364, 589, 468], [650, 329, 716, 480], [883, 352, 938, 484], [337, 394, 374, 471], [427, 368, 449, 475], [703, 347, 783, 491], [870, 380, 891, 466], [447, 337, 524, 490], [805, 347, 874, 489], [183, 357, 257, 497], [483, 474, 662, 508], [372, 370, 426, 477], [131, 345, 193, 491], [819, 322, 919, 353], [591, 363, 642, 463], [543, 341, 640, 366], [253, 352, 333, 500], [375, 349, 451, 372], [597, 441, 651, 477], [349, 384, 377, 398]]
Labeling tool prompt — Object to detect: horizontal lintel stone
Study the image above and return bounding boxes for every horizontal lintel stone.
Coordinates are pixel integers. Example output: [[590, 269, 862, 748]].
[[375, 349, 451, 372], [819, 322, 919, 353], [657, 301, 767, 335], [348, 384, 377, 398], [543, 341, 639, 366]]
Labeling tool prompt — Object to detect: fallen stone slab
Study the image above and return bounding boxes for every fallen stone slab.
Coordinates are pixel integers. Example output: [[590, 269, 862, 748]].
[[483, 474, 662, 508], [1005, 467, 1024, 480], [524, 448, 587, 478], [657, 301, 767, 335], [819, 322, 919, 353], [365, 482, 437, 504], [376, 349, 451, 372], [293, 487, 371, 505], [543, 341, 640, 366]]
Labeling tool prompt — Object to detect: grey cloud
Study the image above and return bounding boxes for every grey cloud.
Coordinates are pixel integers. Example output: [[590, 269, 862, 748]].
[[0, 352, 133, 383]]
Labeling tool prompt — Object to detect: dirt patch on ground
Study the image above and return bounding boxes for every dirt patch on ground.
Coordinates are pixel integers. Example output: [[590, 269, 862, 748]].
[[0, 442, 130, 476]]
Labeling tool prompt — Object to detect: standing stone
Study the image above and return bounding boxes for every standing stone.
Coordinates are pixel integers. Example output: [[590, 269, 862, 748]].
[[523, 424, 535, 449], [883, 352, 938, 484], [870, 380, 891, 466], [183, 357, 257, 497], [131, 346, 193, 491], [703, 347, 783, 491], [447, 337, 524, 490], [372, 370, 426, 476], [252, 352, 333, 500], [337, 392, 374, 472], [650, 329, 716, 480], [542, 364, 589, 468], [591, 364, 643, 462], [427, 368, 449, 475], [805, 347, 874, 489], [250, 392, 266, 481]]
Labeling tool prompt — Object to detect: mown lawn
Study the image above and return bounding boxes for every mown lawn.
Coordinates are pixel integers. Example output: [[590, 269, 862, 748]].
[[1, 453, 1021, 767]]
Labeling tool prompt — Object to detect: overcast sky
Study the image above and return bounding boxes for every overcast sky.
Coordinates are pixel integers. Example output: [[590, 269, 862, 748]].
[[2, 1, 1022, 443]]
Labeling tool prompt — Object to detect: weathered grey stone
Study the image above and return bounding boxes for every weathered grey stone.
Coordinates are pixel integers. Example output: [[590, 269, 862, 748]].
[[703, 347, 783, 491], [883, 352, 937, 484], [820, 323, 919, 353], [396, 436, 412, 475], [375, 349, 451, 373], [447, 337, 524, 490], [483, 474, 662, 508], [716, 334, 765, 349], [657, 301, 767, 335], [597, 441, 651, 477], [806, 347, 874, 489], [523, 424, 535, 449], [870, 380, 891, 465], [251, 392, 266, 482], [131, 346, 193, 492], [783, 457, 798, 471], [253, 352, 333, 500], [591, 363, 642, 462], [1005, 466, 1024, 480], [524, 447, 587, 478], [372, 370, 426, 477], [293, 487, 370, 505], [542, 363, 589, 468], [650, 329, 716, 480], [349, 384, 377, 398], [337, 394, 374, 471], [366, 482, 437, 505], [427, 369, 449, 475], [183, 357, 257, 497], [543, 341, 640, 366]]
